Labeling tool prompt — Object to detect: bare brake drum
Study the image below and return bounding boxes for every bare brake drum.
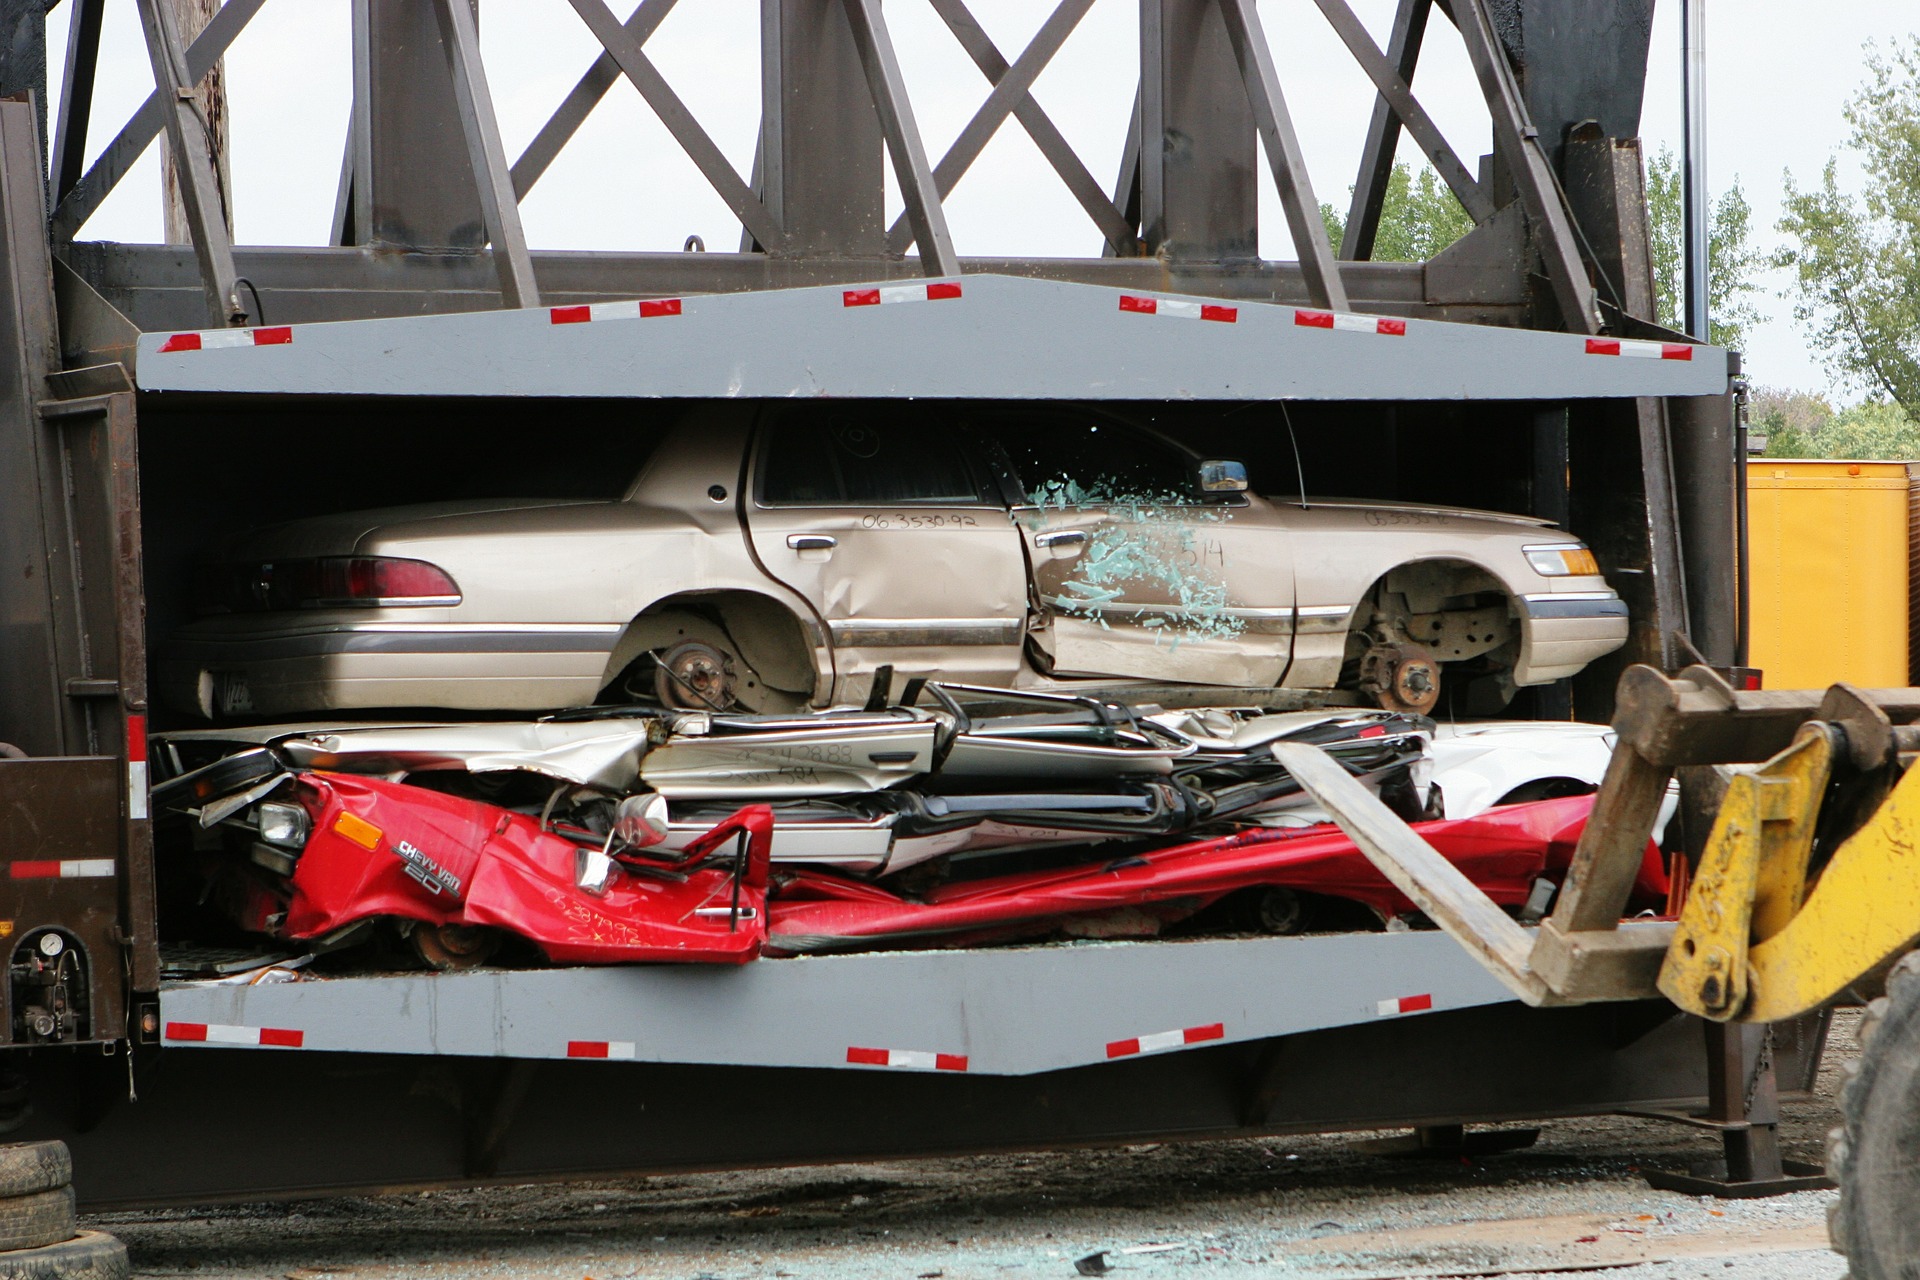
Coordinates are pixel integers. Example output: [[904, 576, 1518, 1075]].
[[1359, 641, 1441, 716], [655, 640, 739, 711]]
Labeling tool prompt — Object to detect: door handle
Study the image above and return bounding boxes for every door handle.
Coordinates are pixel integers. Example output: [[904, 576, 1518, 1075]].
[[786, 534, 838, 551], [1034, 529, 1088, 549]]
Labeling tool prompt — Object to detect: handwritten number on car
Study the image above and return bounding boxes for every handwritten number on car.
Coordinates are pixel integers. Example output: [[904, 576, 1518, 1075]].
[[860, 513, 981, 530]]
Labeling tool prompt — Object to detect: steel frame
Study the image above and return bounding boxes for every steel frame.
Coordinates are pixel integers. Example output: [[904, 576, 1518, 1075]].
[[152, 929, 1545, 1075], [38, 0, 1631, 334], [28, 999, 1829, 1209]]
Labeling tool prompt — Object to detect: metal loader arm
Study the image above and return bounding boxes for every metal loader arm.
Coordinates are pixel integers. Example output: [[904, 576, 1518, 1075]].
[[1281, 665, 1920, 1023]]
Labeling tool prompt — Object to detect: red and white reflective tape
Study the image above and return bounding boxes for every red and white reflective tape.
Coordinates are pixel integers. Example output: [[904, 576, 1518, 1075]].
[[566, 1040, 636, 1060], [843, 281, 963, 308], [1375, 994, 1434, 1017], [845, 1046, 969, 1072], [126, 713, 149, 822], [1105, 1022, 1225, 1059], [1585, 337, 1692, 361], [1294, 308, 1406, 336], [549, 299, 682, 324], [1118, 294, 1237, 323], [155, 326, 293, 354], [9, 859, 115, 880], [165, 1021, 304, 1048]]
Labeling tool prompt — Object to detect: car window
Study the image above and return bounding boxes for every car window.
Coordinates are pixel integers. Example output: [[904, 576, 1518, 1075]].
[[978, 416, 1194, 505], [759, 411, 993, 506]]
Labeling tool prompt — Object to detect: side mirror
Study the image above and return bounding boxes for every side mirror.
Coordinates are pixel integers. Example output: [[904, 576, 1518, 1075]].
[[613, 792, 672, 848], [1197, 459, 1249, 493]]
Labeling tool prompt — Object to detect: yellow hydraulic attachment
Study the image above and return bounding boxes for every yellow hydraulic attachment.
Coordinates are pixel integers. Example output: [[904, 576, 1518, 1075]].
[[1281, 665, 1920, 1025], [1662, 722, 1920, 1023]]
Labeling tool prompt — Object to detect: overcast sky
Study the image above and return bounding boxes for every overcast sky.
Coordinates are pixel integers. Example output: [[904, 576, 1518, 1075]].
[[53, 0, 1917, 401]]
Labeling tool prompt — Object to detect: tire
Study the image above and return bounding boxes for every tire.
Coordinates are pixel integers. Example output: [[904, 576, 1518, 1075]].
[[0, 1145, 69, 1200], [0, 1232, 128, 1280], [0, 1190, 74, 1254], [1828, 949, 1920, 1277]]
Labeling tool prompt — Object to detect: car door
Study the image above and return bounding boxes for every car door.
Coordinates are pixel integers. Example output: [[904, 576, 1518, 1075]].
[[745, 407, 1029, 703], [979, 413, 1296, 688]]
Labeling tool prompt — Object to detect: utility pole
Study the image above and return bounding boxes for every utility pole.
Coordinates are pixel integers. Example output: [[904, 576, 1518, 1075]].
[[162, 0, 230, 244], [1680, 0, 1709, 342]]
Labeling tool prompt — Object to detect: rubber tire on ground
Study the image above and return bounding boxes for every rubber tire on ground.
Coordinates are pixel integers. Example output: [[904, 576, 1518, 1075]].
[[0, 1190, 74, 1255], [0, 1145, 69, 1200], [1828, 950, 1920, 1277], [0, 1232, 128, 1280]]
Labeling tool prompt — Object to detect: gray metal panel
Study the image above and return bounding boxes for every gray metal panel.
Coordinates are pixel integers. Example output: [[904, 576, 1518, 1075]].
[[132, 273, 1728, 401], [160, 928, 1532, 1075]]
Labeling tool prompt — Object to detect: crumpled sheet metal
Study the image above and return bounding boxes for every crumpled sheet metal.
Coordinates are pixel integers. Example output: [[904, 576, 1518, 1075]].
[[640, 717, 940, 797], [279, 772, 771, 964], [763, 795, 1669, 956]]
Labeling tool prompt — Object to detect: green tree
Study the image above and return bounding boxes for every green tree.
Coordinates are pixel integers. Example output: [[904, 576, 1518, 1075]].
[[1644, 147, 1762, 350], [1752, 387, 1920, 461], [1321, 160, 1474, 262], [1747, 386, 1833, 457], [1776, 36, 1920, 420]]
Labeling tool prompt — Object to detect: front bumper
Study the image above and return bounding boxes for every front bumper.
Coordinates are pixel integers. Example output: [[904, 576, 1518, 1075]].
[[1515, 592, 1631, 685]]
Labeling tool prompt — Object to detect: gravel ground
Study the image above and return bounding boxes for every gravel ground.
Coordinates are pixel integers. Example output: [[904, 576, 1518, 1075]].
[[88, 1011, 1859, 1280]]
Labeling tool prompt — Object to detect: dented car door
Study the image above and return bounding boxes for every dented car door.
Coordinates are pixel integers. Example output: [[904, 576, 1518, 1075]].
[[745, 408, 1029, 702], [983, 415, 1296, 688]]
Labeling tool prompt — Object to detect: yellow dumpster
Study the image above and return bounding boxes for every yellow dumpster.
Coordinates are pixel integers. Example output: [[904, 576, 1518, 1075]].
[[1747, 459, 1912, 689]]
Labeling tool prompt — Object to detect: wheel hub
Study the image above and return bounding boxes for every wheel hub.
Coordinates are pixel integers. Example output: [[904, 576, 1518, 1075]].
[[655, 640, 738, 710], [1359, 641, 1441, 715]]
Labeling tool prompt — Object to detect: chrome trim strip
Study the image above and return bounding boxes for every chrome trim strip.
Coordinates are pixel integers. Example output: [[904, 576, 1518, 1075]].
[[1519, 592, 1617, 602], [1521, 593, 1630, 621], [1294, 604, 1353, 635], [173, 624, 624, 660], [828, 618, 1024, 648]]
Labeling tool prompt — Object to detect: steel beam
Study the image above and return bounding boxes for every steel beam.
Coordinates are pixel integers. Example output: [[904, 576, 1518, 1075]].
[[839, 0, 958, 278], [49, 0, 265, 243], [36, 1001, 1802, 1209], [913, 0, 1131, 256], [1311, 0, 1490, 225], [1105, 86, 1142, 258], [1139, 0, 1256, 261], [512, 0, 680, 200], [762, 0, 884, 256], [433, 0, 540, 307], [1215, 0, 1346, 310], [563, 0, 784, 252], [131, 0, 241, 326], [64, 241, 1517, 334], [50, 0, 104, 205], [127, 271, 1727, 402], [0, 0, 47, 166], [1450, 0, 1597, 334], [0, 101, 69, 755], [1342, 0, 1430, 262]]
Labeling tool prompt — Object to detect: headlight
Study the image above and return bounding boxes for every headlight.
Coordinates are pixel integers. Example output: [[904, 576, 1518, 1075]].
[[256, 800, 312, 849], [1523, 543, 1600, 577]]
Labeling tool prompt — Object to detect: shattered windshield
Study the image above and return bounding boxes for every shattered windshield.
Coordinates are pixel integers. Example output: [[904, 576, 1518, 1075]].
[[982, 416, 1194, 505]]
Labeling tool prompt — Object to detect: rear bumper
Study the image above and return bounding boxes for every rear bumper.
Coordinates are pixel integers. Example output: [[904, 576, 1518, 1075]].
[[1514, 593, 1630, 685], [159, 622, 620, 717]]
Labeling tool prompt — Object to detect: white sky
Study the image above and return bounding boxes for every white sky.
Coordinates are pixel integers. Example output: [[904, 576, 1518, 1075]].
[[51, 0, 1919, 400]]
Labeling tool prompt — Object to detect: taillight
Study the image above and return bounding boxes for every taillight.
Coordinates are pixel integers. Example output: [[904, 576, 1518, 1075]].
[[198, 556, 462, 612]]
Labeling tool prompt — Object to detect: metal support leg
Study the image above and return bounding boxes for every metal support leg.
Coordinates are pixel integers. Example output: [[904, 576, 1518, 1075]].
[[1641, 1021, 1832, 1198]]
